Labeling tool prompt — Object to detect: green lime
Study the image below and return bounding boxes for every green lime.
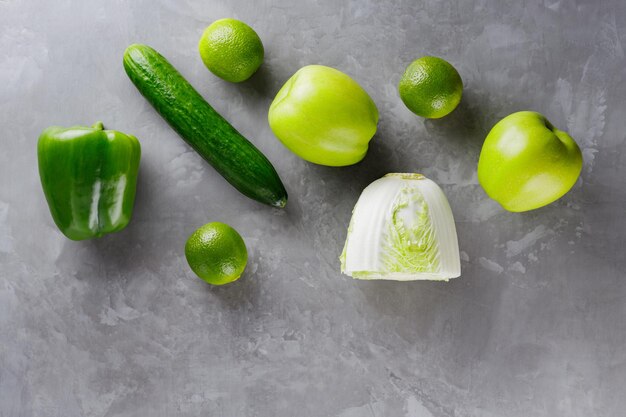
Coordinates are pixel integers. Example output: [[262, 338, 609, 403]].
[[185, 222, 248, 285], [198, 18, 264, 83], [398, 56, 463, 119]]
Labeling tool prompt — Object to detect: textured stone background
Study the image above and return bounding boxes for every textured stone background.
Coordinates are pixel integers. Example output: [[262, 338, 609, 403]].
[[1, 0, 625, 416]]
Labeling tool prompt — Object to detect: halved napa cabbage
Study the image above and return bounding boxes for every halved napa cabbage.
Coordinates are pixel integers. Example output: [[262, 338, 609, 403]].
[[340, 173, 460, 281]]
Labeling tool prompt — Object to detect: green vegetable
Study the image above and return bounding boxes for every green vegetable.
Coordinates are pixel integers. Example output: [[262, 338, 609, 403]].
[[478, 111, 583, 212], [268, 65, 379, 166], [341, 173, 460, 281], [123, 44, 287, 208], [38, 122, 141, 241]]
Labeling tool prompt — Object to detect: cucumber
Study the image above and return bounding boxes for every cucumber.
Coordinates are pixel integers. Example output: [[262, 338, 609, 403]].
[[123, 44, 287, 208]]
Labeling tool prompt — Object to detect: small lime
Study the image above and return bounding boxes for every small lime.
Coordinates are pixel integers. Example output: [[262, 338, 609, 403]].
[[198, 18, 264, 83], [398, 56, 463, 119], [185, 222, 248, 285]]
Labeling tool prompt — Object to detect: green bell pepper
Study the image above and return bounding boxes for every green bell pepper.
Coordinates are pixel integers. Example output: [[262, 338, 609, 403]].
[[37, 122, 141, 240]]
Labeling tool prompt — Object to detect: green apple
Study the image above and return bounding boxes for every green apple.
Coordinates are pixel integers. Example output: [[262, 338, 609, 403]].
[[268, 65, 379, 166], [478, 111, 583, 212]]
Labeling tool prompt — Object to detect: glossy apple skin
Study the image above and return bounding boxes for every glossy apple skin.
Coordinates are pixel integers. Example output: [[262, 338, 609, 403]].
[[478, 111, 583, 212], [268, 65, 379, 166]]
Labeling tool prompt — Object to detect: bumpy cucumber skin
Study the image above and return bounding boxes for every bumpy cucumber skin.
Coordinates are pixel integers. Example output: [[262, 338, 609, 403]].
[[123, 44, 287, 208]]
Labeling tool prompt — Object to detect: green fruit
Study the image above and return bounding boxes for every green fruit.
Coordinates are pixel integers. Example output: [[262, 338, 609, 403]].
[[268, 65, 379, 167], [478, 111, 583, 212], [198, 18, 264, 83], [123, 44, 287, 208], [398, 56, 463, 119], [185, 222, 248, 285]]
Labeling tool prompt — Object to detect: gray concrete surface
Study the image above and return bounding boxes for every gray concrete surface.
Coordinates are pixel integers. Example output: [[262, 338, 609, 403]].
[[1, 0, 626, 416]]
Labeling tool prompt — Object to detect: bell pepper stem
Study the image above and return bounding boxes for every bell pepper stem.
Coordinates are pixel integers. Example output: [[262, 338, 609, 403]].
[[92, 121, 105, 130]]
